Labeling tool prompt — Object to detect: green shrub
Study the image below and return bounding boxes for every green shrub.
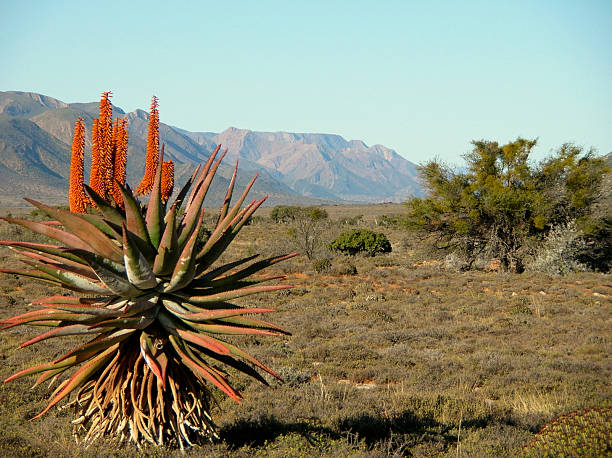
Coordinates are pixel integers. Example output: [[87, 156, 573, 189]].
[[523, 408, 612, 457], [312, 258, 332, 274], [329, 229, 392, 256]]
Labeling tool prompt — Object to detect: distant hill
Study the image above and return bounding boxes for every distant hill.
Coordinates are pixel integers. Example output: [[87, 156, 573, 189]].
[[0, 91, 423, 206]]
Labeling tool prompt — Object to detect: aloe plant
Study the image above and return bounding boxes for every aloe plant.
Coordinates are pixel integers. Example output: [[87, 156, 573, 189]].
[[0, 99, 295, 448]]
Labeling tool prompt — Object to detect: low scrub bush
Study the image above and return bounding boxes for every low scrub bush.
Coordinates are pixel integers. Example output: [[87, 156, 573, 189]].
[[329, 229, 392, 256]]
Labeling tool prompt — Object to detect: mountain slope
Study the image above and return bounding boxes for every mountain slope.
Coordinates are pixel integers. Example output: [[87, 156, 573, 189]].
[[0, 91, 422, 206]]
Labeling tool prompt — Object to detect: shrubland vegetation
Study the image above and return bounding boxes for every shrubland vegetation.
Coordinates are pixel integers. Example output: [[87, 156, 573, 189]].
[[1, 195, 610, 456], [0, 135, 610, 456]]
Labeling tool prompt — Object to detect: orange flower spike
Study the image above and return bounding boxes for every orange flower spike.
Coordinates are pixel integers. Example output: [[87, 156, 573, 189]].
[[98, 92, 115, 199], [89, 118, 103, 198], [68, 118, 88, 213], [136, 96, 160, 195], [111, 118, 129, 208], [161, 160, 175, 202]]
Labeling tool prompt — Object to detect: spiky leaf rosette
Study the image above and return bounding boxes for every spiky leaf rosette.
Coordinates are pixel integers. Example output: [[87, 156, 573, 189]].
[[0, 145, 296, 449]]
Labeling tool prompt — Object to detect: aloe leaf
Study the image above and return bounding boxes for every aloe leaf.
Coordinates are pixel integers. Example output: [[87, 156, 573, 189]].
[[207, 252, 299, 285], [71, 250, 142, 297], [0, 241, 88, 265], [89, 312, 155, 330], [178, 148, 227, 248], [123, 294, 158, 315], [31, 296, 104, 306], [221, 339, 282, 380], [194, 253, 259, 282], [173, 163, 200, 208], [20, 259, 109, 294], [16, 251, 97, 280], [215, 315, 291, 335], [179, 320, 279, 336], [146, 145, 165, 248], [168, 335, 241, 403], [23, 199, 124, 263], [140, 333, 165, 388], [0, 217, 93, 253], [20, 324, 105, 348], [0, 268, 63, 286], [181, 284, 293, 304], [31, 342, 119, 420], [217, 160, 238, 225], [1, 309, 96, 329], [164, 209, 203, 293], [153, 202, 178, 276], [195, 194, 267, 269], [122, 223, 158, 289], [39, 303, 123, 317], [194, 346, 270, 386], [72, 212, 121, 240], [6, 330, 131, 384], [117, 183, 154, 254], [185, 145, 220, 212], [158, 310, 230, 354], [163, 306, 275, 323], [84, 184, 125, 225]]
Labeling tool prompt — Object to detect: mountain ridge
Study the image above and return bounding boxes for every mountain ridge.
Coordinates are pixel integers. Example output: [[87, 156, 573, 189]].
[[0, 91, 422, 206]]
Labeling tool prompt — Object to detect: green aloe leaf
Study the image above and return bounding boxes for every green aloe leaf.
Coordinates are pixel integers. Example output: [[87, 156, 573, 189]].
[[182, 284, 293, 304], [0, 241, 88, 266], [116, 183, 154, 255], [32, 342, 119, 420], [20, 323, 106, 348], [146, 145, 165, 248], [194, 253, 259, 282], [168, 335, 241, 403], [164, 210, 204, 293], [184, 145, 220, 212], [153, 202, 178, 276], [72, 250, 142, 297], [23, 199, 123, 263], [0, 217, 94, 253], [173, 163, 200, 208], [139, 332, 166, 388], [178, 148, 227, 248], [16, 251, 97, 280], [217, 160, 238, 224], [163, 306, 275, 323], [20, 259, 109, 294], [122, 223, 158, 289], [84, 184, 125, 225]]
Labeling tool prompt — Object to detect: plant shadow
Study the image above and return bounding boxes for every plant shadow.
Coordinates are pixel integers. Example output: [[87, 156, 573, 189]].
[[220, 410, 495, 451]]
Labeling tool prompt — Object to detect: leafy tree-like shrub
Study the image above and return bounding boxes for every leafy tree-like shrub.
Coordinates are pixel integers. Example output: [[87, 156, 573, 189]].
[[405, 138, 609, 272], [329, 229, 392, 256], [523, 408, 611, 457], [0, 92, 296, 449]]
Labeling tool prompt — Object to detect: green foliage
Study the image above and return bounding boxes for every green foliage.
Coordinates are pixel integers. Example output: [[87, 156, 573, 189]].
[[312, 258, 332, 274], [329, 229, 392, 256], [271, 205, 328, 223], [523, 408, 612, 457], [405, 138, 609, 272]]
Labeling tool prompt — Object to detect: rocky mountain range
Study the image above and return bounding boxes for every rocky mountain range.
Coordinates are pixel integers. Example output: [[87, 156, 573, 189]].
[[0, 91, 422, 206]]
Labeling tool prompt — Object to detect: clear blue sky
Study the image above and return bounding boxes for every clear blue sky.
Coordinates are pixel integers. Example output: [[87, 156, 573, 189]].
[[1, 0, 611, 164]]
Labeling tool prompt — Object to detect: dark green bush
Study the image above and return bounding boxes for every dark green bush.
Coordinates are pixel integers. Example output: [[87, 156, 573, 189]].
[[329, 229, 392, 256], [312, 258, 332, 274]]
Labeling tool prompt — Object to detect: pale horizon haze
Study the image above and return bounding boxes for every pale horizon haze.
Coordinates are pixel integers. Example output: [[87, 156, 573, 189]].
[[1, 0, 611, 165]]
